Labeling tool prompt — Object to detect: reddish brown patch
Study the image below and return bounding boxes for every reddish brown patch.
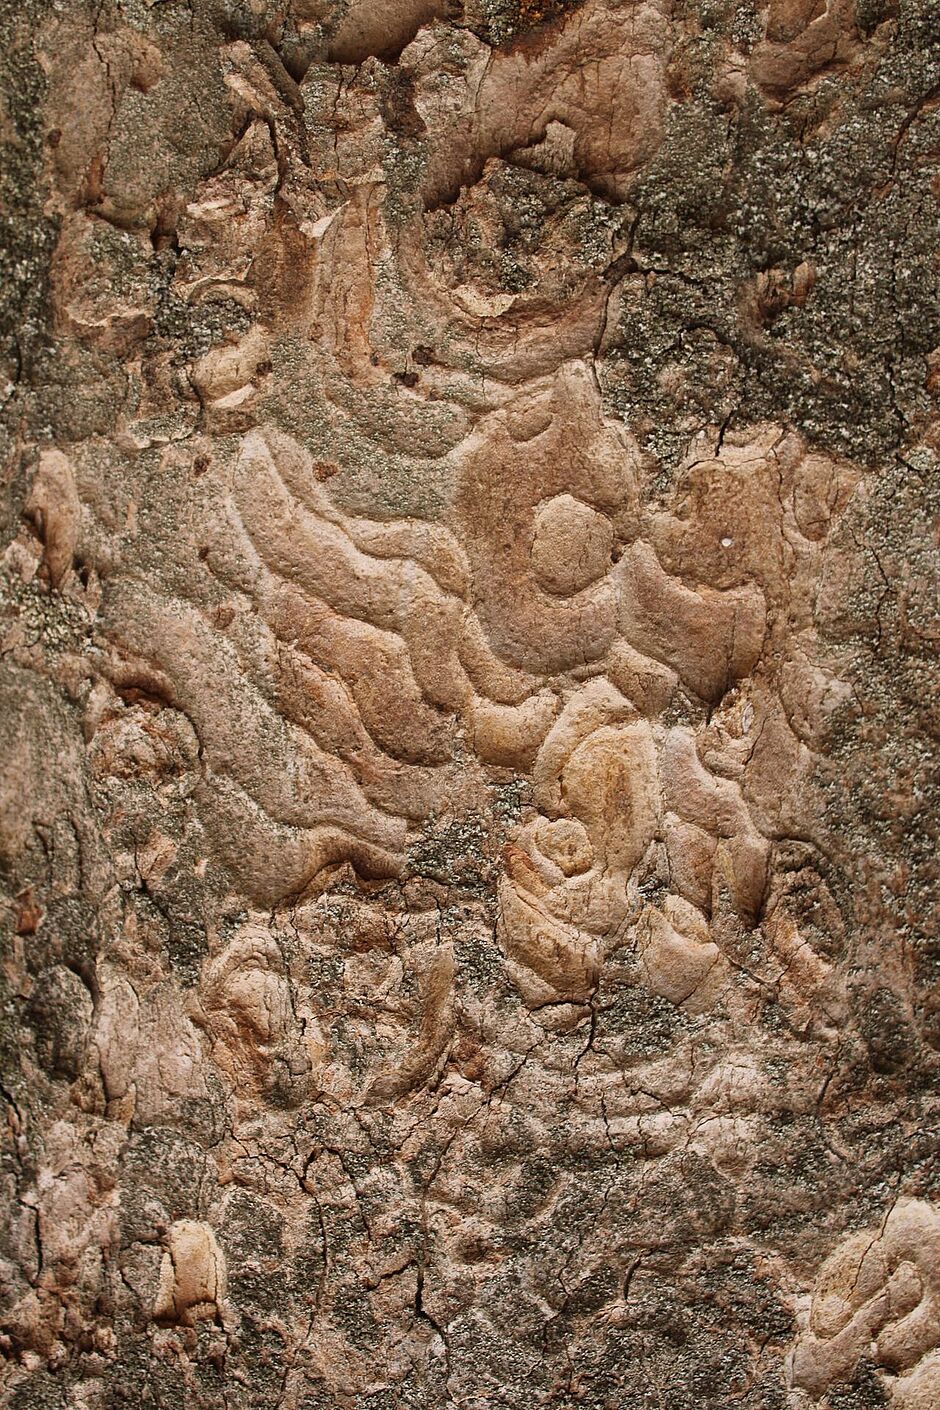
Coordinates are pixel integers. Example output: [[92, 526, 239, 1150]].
[[14, 888, 43, 937]]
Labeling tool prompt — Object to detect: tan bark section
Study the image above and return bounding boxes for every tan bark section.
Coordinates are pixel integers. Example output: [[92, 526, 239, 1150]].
[[0, 0, 936, 1406]]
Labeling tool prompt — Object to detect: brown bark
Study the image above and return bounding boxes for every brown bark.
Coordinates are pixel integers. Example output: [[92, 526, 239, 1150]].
[[1, 2, 938, 1407]]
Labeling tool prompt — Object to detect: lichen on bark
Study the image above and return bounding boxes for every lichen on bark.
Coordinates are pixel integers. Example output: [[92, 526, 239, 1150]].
[[1, 3, 938, 1408]]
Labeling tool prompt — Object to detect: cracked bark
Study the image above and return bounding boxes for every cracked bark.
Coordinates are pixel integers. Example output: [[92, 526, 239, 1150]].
[[1, 1, 938, 1408]]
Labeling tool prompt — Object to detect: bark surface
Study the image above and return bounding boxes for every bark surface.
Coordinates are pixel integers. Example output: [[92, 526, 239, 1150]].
[[0, 2, 938, 1408]]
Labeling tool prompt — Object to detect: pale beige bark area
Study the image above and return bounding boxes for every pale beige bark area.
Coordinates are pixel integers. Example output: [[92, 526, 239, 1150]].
[[1, 2, 938, 1408]]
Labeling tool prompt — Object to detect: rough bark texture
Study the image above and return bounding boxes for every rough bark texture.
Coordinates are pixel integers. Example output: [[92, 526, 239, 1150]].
[[1, 2, 938, 1408]]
